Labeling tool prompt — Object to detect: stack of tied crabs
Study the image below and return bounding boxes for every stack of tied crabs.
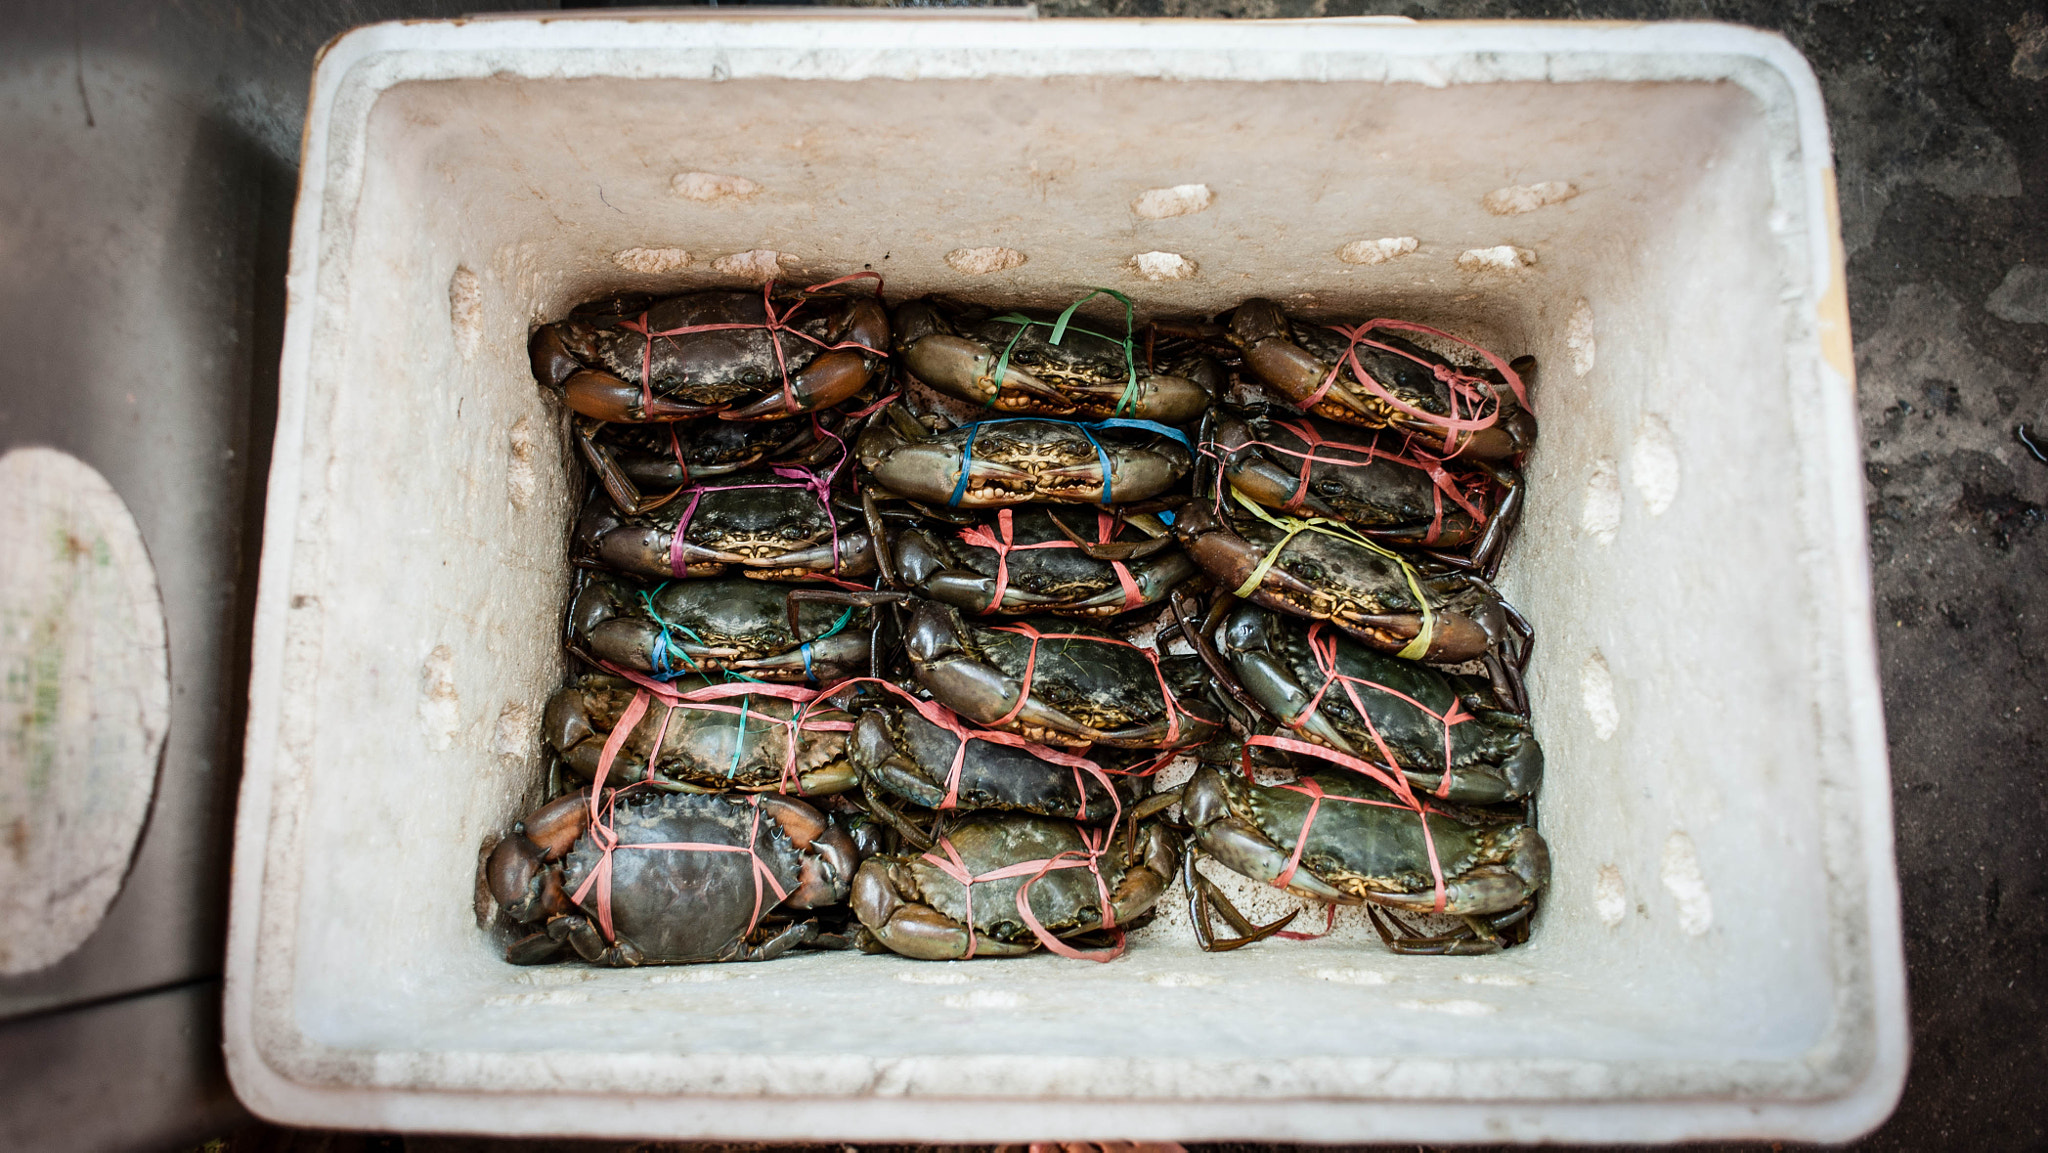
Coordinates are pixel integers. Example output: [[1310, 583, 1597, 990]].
[[488, 278, 1548, 969]]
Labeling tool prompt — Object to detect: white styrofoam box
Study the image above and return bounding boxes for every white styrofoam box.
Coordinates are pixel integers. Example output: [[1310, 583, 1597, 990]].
[[225, 12, 1903, 1144]]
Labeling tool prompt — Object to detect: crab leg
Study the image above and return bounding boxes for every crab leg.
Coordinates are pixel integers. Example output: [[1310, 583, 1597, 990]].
[[575, 420, 687, 516], [726, 919, 824, 961], [1185, 849, 1302, 953], [1182, 767, 1358, 905]]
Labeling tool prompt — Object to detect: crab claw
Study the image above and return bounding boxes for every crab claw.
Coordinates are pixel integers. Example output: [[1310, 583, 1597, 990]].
[[486, 791, 590, 923], [1370, 823, 1550, 918], [760, 795, 861, 908], [722, 297, 890, 421], [1176, 499, 1492, 665], [903, 601, 1102, 744], [1181, 767, 1357, 906], [851, 859, 1033, 961]]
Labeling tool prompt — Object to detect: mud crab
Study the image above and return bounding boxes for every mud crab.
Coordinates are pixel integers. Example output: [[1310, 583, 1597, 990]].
[[904, 600, 1223, 748], [568, 574, 880, 683], [845, 691, 1149, 823], [1173, 495, 1532, 710], [890, 505, 1194, 617], [1203, 604, 1541, 804], [1182, 755, 1548, 954], [857, 405, 1191, 509], [572, 469, 874, 583], [486, 786, 860, 965], [546, 673, 858, 796], [1226, 299, 1534, 460], [852, 812, 1177, 960], [1207, 410, 1521, 576], [530, 277, 888, 423], [574, 405, 864, 516], [894, 295, 1216, 424]]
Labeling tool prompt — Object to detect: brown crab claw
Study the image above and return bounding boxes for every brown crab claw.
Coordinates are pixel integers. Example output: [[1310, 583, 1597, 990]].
[[722, 348, 876, 421], [1334, 609, 1490, 664], [1217, 621, 1361, 753], [1229, 300, 1336, 409], [486, 791, 591, 922], [742, 531, 878, 582], [541, 688, 599, 759], [561, 369, 712, 422], [1173, 499, 1326, 607], [853, 859, 1028, 961], [1182, 767, 1358, 906], [1372, 824, 1549, 917], [890, 297, 945, 352], [721, 297, 889, 421], [725, 631, 870, 683], [1116, 373, 1215, 425], [760, 795, 861, 908], [529, 325, 585, 390], [875, 445, 1033, 508], [903, 600, 1101, 743], [903, 335, 1075, 411]]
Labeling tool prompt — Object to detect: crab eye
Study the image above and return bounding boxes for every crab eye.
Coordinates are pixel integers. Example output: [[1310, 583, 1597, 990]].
[[780, 526, 805, 541], [741, 368, 767, 385], [1316, 479, 1346, 496]]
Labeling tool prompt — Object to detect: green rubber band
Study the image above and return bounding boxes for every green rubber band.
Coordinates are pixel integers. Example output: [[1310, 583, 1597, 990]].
[[640, 583, 706, 674], [1224, 487, 1437, 660], [986, 287, 1143, 416]]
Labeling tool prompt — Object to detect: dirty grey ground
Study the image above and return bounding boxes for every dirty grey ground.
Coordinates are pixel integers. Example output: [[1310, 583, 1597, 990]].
[[4, 0, 2042, 1149]]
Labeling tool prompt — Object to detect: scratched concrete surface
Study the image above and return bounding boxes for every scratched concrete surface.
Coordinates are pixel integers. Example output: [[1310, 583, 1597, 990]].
[[60, 0, 2048, 1150]]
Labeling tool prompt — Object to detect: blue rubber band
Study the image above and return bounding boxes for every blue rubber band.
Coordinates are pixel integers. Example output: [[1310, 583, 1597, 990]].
[[947, 423, 983, 507], [727, 697, 750, 778], [945, 418, 1189, 507], [638, 582, 707, 682], [1084, 417, 1193, 452]]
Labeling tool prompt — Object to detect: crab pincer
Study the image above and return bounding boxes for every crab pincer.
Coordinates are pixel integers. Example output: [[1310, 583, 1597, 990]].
[[1226, 298, 1535, 461], [902, 600, 1222, 749]]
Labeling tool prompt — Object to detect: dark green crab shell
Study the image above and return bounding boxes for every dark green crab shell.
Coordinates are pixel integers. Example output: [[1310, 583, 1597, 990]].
[[546, 673, 856, 795], [558, 791, 810, 963], [1228, 508, 1429, 617], [552, 289, 856, 406], [892, 506, 1194, 617], [850, 704, 1143, 820], [860, 417, 1193, 508], [1288, 324, 1463, 418], [1223, 607, 1542, 803], [895, 813, 1135, 942], [573, 475, 874, 585], [1221, 769, 1543, 905], [570, 575, 872, 681], [1211, 411, 1492, 541], [912, 607, 1220, 746], [593, 418, 829, 487]]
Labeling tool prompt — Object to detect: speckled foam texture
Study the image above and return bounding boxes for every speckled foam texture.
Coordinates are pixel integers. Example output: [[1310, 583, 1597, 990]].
[[225, 15, 1902, 1144]]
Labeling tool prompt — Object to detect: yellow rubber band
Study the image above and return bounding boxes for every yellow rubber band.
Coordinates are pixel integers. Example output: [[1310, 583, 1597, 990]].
[[1225, 487, 1436, 660]]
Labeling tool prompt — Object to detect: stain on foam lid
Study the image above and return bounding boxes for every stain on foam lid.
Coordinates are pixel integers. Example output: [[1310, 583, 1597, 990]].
[[0, 447, 169, 975]]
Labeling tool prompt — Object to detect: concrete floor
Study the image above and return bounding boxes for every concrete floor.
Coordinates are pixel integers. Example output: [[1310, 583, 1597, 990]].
[[7, 0, 2044, 1149]]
